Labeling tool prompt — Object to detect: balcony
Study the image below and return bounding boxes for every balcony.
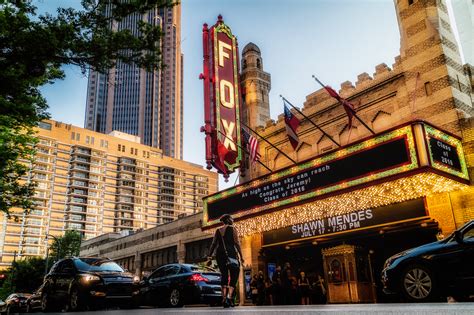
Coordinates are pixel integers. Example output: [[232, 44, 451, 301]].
[[70, 197, 87, 205], [119, 173, 134, 180], [118, 197, 134, 204], [68, 206, 86, 213], [119, 158, 136, 166], [88, 175, 101, 182], [70, 172, 88, 180], [70, 180, 87, 187], [71, 156, 90, 164], [70, 189, 87, 196], [71, 164, 89, 171], [67, 215, 86, 222], [73, 147, 91, 156]]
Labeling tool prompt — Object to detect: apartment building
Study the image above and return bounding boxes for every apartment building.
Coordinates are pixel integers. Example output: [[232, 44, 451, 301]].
[[0, 120, 217, 269]]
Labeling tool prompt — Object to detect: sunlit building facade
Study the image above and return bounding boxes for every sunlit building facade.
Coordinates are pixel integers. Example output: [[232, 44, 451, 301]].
[[0, 120, 217, 270]]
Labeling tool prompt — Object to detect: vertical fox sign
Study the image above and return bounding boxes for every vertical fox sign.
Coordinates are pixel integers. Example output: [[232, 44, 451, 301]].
[[200, 15, 243, 180]]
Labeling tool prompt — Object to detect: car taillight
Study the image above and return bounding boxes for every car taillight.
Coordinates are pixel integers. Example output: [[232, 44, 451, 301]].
[[189, 274, 209, 283]]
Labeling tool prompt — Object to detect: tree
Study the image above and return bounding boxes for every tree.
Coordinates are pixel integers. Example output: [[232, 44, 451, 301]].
[[49, 230, 82, 261], [0, 257, 46, 299], [0, 0, 176, 217]]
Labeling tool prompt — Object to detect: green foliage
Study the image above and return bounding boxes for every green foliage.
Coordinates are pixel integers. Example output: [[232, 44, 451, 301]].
[[0, 0, 177, 217], [0, 257, 47, 299], [49, 230, 82, 260]]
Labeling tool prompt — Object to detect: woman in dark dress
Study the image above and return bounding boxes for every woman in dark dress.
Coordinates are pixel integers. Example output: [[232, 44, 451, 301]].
[[208, 214, 244, 308], [298, 271, 310, 305]]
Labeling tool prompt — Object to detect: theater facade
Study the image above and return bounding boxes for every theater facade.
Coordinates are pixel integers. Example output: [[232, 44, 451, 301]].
[[203, 121, 472, 302], [203, 0, 474, 303]]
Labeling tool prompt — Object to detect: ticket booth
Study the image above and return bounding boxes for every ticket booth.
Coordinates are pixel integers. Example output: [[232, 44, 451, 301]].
[[322, 245, 376, 303]]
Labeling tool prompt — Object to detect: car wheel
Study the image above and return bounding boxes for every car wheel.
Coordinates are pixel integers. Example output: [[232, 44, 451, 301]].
[[68, 287, 83, 312], [169, 288, 183, 307], [41, 293, 51, 312], [401, 264, 437, 302]]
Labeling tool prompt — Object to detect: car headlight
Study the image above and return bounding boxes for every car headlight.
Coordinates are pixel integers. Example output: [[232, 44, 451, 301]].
[[133, 275, 140, 283], [82, 274, 101, 282], [384, 252, 406, 269]]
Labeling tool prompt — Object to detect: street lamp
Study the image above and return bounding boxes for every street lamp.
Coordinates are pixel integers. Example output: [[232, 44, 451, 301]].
[[44, 234, 62, 275]]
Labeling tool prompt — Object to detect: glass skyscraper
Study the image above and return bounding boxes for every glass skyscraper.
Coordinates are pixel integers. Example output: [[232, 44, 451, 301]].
[[85, 4, 183, 159]]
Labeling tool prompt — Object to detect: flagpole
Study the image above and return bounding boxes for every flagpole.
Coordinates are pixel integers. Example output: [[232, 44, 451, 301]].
[[312, 75, 375, 135], [216, 130, 272, 173], [280, 95, 341, 148], [240, 121, 298, 165]]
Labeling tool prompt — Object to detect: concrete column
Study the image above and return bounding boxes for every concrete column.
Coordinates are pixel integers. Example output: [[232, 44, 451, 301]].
[[134, 251, 142, 277], [177, 240, 186, 263], [239, 234, 263, 305]]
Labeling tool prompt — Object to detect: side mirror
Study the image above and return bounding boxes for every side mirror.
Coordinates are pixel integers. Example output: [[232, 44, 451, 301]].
[[454, 230, 463, 243]]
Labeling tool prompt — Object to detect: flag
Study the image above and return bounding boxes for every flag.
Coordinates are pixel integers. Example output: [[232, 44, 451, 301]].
[[283, 102, 300, 150], [324, 86, 355, 128], [242, 128, 261, 163], [214, 139, 229, 175]]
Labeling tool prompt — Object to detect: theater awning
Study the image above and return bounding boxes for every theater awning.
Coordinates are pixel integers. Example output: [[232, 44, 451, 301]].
[[202, 121, 470, 236]]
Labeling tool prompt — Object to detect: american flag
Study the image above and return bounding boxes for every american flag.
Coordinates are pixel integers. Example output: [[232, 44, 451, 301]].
[[242, 128, 261, 163]]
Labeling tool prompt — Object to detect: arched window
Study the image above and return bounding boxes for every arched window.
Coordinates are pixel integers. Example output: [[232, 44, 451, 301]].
[[256, 58, 261, 69], [242, 59, 247, 69]]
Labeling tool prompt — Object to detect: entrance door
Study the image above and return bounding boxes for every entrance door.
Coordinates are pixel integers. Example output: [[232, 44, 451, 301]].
[[322, 245, 376, 303]]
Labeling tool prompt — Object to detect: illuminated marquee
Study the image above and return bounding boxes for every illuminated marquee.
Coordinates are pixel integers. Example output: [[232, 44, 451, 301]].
[[202, 121, 469, 230], [201, 16, 242, 177]]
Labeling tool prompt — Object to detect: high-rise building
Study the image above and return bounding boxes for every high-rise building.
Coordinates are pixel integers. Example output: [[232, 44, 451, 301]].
[[84, 4, 183, 159], [0, 120, 217, 270]]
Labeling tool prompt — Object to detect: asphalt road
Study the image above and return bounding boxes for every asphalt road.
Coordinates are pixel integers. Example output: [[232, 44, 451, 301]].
[[22, 303, 474, 315]]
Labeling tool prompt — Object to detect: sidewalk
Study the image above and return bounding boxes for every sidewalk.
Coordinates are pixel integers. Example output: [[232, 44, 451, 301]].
[[40, 303, 474, 315]]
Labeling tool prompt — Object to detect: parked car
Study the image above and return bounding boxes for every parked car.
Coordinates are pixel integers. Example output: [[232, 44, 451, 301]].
[[25, 283, 45, 313], [382, 219, 474, 302], [139, 264, 222, 307], [41, 257, 140, 312], [0, 293, 31, 314]]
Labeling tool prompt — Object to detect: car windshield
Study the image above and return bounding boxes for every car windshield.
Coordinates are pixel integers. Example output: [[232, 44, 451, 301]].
[[74, 258, 124, 272]]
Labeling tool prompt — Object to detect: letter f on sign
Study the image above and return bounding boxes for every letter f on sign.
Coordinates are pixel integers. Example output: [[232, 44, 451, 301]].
[[222, 119, 236, 151], [218, 41, 232, 67]]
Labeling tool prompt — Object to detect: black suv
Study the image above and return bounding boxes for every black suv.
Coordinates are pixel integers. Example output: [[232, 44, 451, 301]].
[[41, 257, 140, 312], [382, 220, 474, 302]]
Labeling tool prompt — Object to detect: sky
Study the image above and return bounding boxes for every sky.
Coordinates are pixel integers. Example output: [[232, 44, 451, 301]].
[[37, 0, 402, 190]]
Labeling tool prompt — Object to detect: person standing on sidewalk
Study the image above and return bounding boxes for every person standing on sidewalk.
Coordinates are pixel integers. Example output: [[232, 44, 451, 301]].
[[256, 271, 265, 305], [208, 214, 244, 308]]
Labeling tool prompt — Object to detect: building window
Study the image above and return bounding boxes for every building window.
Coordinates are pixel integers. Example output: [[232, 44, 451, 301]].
[[424, 82, 432, 96], [71, 132, 75, 140], [408, 0, 414, 5], [38, 121, 52, 130]]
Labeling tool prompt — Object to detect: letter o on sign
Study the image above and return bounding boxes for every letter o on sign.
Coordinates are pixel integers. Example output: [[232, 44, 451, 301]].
[[220, 80, 235, 109]]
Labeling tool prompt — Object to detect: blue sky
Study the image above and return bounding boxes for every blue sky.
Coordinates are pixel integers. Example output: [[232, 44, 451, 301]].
[[37, 0, 401, 189]]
